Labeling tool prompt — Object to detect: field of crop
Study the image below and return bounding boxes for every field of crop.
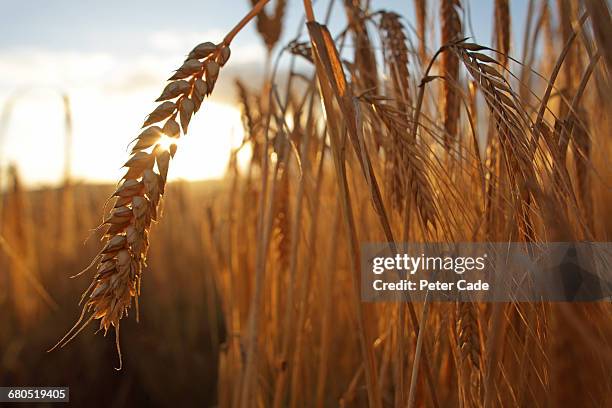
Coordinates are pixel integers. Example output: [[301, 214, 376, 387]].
[[1, 0, 611, 407]]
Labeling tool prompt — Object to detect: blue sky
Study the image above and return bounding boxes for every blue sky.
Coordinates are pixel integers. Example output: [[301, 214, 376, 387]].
[[0, 0, 530, 185], [1, 1, 529, 54]]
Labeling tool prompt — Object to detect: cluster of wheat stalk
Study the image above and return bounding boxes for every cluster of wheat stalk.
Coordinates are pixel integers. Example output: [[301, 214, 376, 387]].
[[57, 0, 611, 406]]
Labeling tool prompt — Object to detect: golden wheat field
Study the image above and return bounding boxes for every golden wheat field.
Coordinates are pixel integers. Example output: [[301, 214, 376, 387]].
[[1, 0, 611, 407]]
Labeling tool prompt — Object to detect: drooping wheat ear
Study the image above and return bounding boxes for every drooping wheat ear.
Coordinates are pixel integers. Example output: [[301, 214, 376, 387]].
[[380, 11, 411, 105], [454, 42, 531, 167], [49, 41, 232, 368], [440, 0, 462, 151], [494, 0, 510, 68], [413, 0, 427, 62], [455, 301, 482, 407], [454, 41, 537, 240], [366, 96, 437, 228], [379, 12, 416, 216], [365, 95, 408, 212], [250, 0, 286, 52]]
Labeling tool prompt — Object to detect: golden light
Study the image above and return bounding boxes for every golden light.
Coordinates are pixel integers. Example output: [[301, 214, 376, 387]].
[[167, 102, 246, 181], [11, 95, 246, 183], [157, 134, 177, 152]]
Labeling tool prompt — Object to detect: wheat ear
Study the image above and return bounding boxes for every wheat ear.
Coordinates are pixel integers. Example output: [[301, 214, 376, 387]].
[[50, 0, 272, 368], [250, 0, 286, 52], [440, 0, 462, 151], [48, 42, 230, 367], [494, 0, 510, 68], [414, 0, 427, 62], [380, 11, 411, 105]]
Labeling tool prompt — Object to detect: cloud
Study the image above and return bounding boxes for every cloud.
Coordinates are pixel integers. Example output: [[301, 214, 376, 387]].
[[0, 26, 268, 96], [0, 49, 116, 90]]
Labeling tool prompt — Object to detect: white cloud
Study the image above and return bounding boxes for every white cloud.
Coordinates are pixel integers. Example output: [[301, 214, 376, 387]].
[[0, 49, 116, 89]]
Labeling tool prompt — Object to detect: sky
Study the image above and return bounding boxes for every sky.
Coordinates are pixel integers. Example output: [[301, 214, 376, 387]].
[[0, 0, 529, 186]]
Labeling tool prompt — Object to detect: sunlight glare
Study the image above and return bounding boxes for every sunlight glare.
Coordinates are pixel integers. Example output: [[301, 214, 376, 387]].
[[167, 102, 247, 181], [157, 134, 177, 152]]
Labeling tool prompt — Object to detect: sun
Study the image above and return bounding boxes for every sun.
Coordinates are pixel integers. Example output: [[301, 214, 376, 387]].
[[157, 134, 177, 152], [162, 102, 246, 181]]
